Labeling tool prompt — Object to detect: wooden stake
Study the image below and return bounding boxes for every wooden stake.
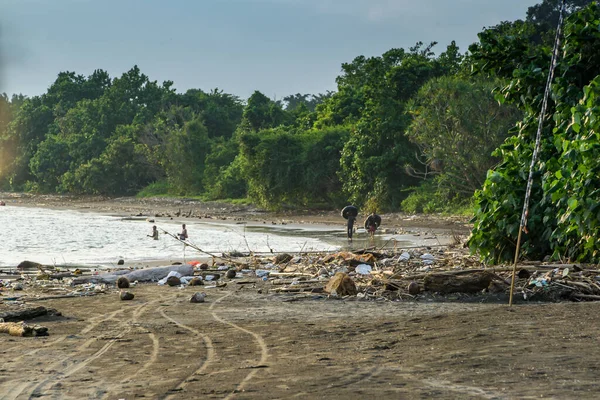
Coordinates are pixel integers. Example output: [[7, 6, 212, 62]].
[[509, 228, 524, 306]]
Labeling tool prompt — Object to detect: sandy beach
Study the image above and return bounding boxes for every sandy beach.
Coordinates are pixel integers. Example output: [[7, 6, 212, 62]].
[[2, 195, 600, 399]]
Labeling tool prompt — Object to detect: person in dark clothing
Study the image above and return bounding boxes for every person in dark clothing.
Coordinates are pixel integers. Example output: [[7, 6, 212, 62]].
[[364, 212, 381, 238]]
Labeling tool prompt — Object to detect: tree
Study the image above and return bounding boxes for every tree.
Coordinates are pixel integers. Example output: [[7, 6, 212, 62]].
[[468, 3, 600, 263], [164, 117, 210, 195], [240, 91, 291, 132], [180, 88, 243, 139], [283, 92, 333, 112], [331, 42, 464, 208], [406, 76, 521, 198]]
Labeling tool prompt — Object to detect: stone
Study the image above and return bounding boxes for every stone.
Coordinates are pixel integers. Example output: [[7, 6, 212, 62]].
[[407, 281, 420, 295], [120, 291, 135, 301], [226, 269, 237, 279], [166, 276, 181, 286], [188, 277, 204, 286], [117, 259, 125, 265], [199, 263, 209, 270], [116, 276, 130, 289], [17, 260, 43, 271], [190, 292, 206, 303], [324, 272, 357, 296]]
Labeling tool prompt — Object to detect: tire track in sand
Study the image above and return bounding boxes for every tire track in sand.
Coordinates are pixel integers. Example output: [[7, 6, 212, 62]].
[[161, 292, 269, 399], [6, 302, 148, 400], [5, 308, 125, 364], [209, 292, 269, 400], [158, 307, 216, 399], [0, 308, 126, 400], [116, 294, 174, 386]]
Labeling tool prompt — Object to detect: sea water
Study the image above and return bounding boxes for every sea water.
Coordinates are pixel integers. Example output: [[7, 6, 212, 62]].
[[0, 205, 342, 268], [0, 205, 437, 268]]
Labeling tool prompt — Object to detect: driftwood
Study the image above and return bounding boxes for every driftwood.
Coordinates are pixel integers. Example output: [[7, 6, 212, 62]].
[[423, 272, 494, 294], [24, 293, 99, 302], [0, 322, 48, 337], [274, 287, 324, 293], [0, 306, 55, 322], [72, 264, 194, 285]]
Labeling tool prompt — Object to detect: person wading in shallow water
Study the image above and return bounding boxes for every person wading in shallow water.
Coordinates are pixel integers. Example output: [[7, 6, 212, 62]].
[[347, 215, 356, 241], [341, 205, 359, 242], [179, 224, 188, 241], [364, 212, 382, 239], [148, 225, 159, 240]]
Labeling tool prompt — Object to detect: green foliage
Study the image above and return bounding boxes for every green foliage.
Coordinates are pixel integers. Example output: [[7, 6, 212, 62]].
[[239, 91, 291, 132], [329, 42, 464, 208], [164, 118, 210, 195], [238, 126, 349, 209], [401, 179, 471, 214], [180, 88, 243, 139], [137, 180, 170, 197], [468, 3, 600, 264], [407, 76, 521, 199]]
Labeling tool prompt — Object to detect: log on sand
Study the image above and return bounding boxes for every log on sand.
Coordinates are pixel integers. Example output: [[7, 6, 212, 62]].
[[423, 271, 494, 294], [72, 264, 194, 285], [0, 306, 57, 322], [0, 321, 48, 337]]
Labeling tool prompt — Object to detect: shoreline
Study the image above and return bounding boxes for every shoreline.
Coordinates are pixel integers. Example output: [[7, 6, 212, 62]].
[[0, 191, 472, 231], [1, 192, 472, 271]]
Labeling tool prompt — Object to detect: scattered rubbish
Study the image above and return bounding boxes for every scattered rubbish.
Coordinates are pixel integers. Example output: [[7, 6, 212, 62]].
[[0, 321, 48, 337], [273, 253, 293, 264], [355, 264, 372, 275], [399, 252, 411, 261], [255, 270, 270, 278]]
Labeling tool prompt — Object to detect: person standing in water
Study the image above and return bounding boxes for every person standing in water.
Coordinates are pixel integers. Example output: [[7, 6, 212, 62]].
[[341, 205, 358, 242], [347, 215, 356, 241], [364, 212, 381, 238], [148, 225, 159, 240], [179, 224, 188, 241]]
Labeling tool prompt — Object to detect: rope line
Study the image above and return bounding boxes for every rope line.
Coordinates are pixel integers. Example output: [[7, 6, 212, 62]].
[[509, 0, 567, 306]]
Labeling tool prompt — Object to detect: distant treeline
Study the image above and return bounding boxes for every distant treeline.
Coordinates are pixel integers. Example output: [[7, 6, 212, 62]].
[[0, 0, 590, 215]]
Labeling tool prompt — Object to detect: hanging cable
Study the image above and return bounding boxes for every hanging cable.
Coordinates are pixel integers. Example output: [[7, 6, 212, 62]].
[[509, 0, 567, 306]]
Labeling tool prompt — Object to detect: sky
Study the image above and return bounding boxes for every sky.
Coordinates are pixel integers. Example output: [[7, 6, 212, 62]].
[[0, 0, 539, 100]]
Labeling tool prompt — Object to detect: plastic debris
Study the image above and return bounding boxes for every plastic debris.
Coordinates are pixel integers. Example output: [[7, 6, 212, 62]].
[[355, 264, 372, 275]]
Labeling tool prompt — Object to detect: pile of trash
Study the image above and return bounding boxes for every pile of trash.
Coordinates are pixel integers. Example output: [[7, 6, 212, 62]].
[[3, 247, 600, 303], [207, 247, 600, 302]]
